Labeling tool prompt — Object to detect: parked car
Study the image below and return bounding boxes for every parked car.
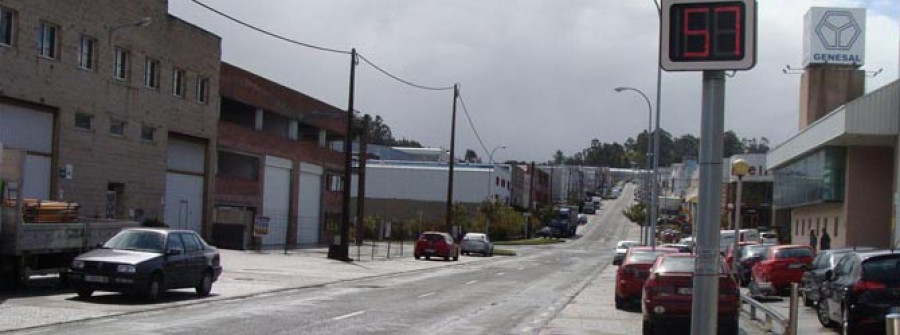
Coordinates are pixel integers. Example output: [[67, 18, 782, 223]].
[[801, 247, 875, 307], [750, 245, 814, 296], [68, 228, 222, 301], [736, 244, 773, 287], [659, 244, 692, 253], [461, 233, 493, 257], [678, 237, 695, 249], [614, 246, 678, 309], [613, 240, 641, 265], [817, 250, 900, 334], [414, 232, 460, 261], [577, 214, 588, 225], [582, 202, 596, 214], [641, 253, 739, 335], [724, 241, 758, 270], [759, 231, 779, 244], [536, 226, 557, 238]]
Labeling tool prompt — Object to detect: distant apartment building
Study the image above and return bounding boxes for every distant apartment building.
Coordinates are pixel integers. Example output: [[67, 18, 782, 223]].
[[213, 63, 346, 249], [0, 0, 220, 236]]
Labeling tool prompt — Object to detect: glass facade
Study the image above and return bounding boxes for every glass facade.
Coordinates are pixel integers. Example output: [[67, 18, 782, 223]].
[[773, 147, 845, 208]]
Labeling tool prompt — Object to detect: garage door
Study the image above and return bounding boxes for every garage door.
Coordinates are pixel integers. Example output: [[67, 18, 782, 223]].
[[0, 102, 53, 199], [164, 137, 206, 233], [297, 163, 322, 245], [262, 156, 292, 247]]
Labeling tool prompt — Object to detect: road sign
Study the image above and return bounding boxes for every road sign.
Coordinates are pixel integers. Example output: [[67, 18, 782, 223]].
[[660, 0, 757, 71]]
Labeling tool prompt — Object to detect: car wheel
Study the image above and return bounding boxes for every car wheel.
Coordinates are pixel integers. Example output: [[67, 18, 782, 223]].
[[803, 293, 814, 307], [414, 254, 420, 260], [817, 299, 838, 328], [453, 251, 459, 261], [444, 254, 450, 261], [76, 288, 93, 298], [614, 295, 624, 310], [425, 255, 430, 260], [195, 270, 213, 297], [145, 274, 163, 302]]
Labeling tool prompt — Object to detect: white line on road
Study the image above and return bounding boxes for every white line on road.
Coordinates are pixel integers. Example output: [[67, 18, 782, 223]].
[[332, 310, 366, 321], [418, 292, 436, 298], [496, 272, 505, 276], [517, 267, 525, 270], [522, 327, 533, 332], [466, 280, 478, 285]]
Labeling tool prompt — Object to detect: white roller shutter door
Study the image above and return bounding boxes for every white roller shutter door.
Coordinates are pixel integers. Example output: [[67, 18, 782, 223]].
[[0, 102, 53, 200], [297, 163, 322, 245], [164, 137, 206, 233], [262, 156, 292, 247]]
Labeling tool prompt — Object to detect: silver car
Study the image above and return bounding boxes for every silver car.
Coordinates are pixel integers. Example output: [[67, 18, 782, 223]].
[[461, 233, 494, 257]]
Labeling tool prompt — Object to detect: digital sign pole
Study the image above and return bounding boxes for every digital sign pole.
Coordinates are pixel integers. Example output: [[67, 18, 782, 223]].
[[660, 1, 756, 334]]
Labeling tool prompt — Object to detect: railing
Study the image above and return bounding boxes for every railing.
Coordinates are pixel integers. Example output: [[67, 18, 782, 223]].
[[740, 283, 800, 335]]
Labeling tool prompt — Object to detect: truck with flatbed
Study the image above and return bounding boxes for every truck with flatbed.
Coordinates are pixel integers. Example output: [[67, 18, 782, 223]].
[[1, 145, 137, 287]]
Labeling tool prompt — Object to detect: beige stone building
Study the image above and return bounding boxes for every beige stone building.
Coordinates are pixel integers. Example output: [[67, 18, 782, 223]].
[[0, 0, 220, 236]]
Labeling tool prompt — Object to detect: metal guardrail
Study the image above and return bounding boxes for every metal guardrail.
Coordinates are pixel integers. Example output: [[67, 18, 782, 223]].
[[740, 293, 789, 334]]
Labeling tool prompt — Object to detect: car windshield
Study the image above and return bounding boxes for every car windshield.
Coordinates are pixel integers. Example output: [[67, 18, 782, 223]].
[[463, 235, 484, 241], [618, 241, 638, 249], [103, 230, 165, 252], [656, 257, 727, 274], [776, 247, 813, 259], [740, 245, 770, 259], [862, 256, 900, 282]]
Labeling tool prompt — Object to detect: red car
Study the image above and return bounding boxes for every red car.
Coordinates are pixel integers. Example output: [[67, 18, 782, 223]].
[[642, 253, 740, 335], [724, 241, 758, 270], [615, 246, 679, 309], [750, 245, 814, 296], [414, 232, 460, 261]]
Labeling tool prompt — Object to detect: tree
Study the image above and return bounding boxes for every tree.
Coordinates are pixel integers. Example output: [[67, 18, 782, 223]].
[[671, 134, 699, 163], [366, 115, 424, 148], [553, 150, 565, 165], [723, 130, 744, 158], [743, 137, 770, 154], [464, 149, 481, 163], [622, 202, 646, 227]]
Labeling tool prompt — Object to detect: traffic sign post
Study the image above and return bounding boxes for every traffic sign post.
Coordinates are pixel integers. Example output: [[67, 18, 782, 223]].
[[659, 1, 756, 334]]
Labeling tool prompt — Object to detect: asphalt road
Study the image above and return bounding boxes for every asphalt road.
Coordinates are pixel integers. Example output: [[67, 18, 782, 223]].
[[10, 186, 637, 335]]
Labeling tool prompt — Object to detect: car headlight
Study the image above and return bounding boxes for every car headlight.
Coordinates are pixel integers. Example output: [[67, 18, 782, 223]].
[[71, 260, 85, 269], [117, 264, 136, 273]]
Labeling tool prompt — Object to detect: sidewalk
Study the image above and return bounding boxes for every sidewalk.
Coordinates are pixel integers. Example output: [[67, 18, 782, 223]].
[[0, 246, 485, 332]]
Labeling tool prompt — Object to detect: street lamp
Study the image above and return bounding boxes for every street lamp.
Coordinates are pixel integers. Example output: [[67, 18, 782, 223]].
[[614, 86, 654, 246], [486, 145, 507, 236], [730, 158, 750, 279]]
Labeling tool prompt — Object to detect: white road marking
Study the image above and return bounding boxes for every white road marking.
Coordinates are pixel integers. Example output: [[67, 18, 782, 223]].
[[466, 280, 478, 285], [496, 272, 505, 276], [332, 310, 366, 320], [522, 327, 533, 332], [418, 292, 436, 298], [517, 267, 525, 270]]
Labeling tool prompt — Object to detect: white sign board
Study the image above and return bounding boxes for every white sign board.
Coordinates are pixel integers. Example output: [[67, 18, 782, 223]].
[[803, 7, 866, 68]]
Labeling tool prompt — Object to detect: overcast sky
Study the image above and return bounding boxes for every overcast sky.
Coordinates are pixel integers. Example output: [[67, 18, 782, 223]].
[[170, 0, 898, 163]]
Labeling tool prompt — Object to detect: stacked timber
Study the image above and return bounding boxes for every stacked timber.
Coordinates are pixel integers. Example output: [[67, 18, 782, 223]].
[[21, 199, 80, 223]]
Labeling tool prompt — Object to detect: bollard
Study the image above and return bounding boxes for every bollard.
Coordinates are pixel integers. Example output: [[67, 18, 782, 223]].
[[887, 307, 900, 335], [786, 283, 799, 335]]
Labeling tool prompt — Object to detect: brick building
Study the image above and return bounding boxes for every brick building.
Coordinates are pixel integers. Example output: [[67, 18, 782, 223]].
[[0, 0, 220, 236], [214, 63, 346, 249]]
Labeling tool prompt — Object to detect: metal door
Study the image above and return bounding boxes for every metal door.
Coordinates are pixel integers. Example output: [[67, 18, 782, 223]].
[[262, 156, 291, 247], [297, 163, 322, 245], [164, 173, 203, 232]]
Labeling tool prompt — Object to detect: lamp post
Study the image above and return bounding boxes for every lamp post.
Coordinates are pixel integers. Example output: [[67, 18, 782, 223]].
[[731, 158, 750, 278], [615, 86, 654, 246], [485, 145, 506, 236]]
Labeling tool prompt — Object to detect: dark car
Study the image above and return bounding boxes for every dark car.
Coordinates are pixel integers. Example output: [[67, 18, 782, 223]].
[[801, 247, 874, 307], [817, 250, 900, 334], [641, 253, 739, 335], [736, 244, 773, 286], [414, 232, 460, 261], [69, 228, 222, 301]]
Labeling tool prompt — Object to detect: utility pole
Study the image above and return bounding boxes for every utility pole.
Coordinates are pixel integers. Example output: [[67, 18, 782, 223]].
[[528, 161, 537, 238], [445, 84, 459, 234], [355, 114, 370, 247], [691, 70, 726, 335], [330, 48, 356, 261]]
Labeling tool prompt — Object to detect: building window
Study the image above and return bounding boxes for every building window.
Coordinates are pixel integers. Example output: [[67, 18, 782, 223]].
[[113, 47, 129, 80], [327, 173, 343, 192], [109, 118, 126, 136], [141, 125, 155, 141], [196, 77, 209, 104], [834, 217, 839, 237], [77, 35, 96, 70], [144, 58, 159, 88], [172, 68, 185, 97], [74, 113, 92, 130], [0, 7, 14, 47], [38, 21, 58, 59]]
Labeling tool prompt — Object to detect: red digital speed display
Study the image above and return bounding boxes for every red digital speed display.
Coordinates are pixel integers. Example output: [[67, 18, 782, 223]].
[[669, 2, 745, 62]]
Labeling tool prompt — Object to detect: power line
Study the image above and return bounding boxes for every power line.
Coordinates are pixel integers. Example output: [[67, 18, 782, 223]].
[[357, 53, 456, 91], [456, 92, 491, 160], [189, 0, 351, 55]]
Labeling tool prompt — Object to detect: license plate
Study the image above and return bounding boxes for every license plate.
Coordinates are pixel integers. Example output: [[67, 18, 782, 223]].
[[678, 287, 693, 295], [84, 275, 108, 283], [425, 249, 435, 253], [788, 264, 805, 269]]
